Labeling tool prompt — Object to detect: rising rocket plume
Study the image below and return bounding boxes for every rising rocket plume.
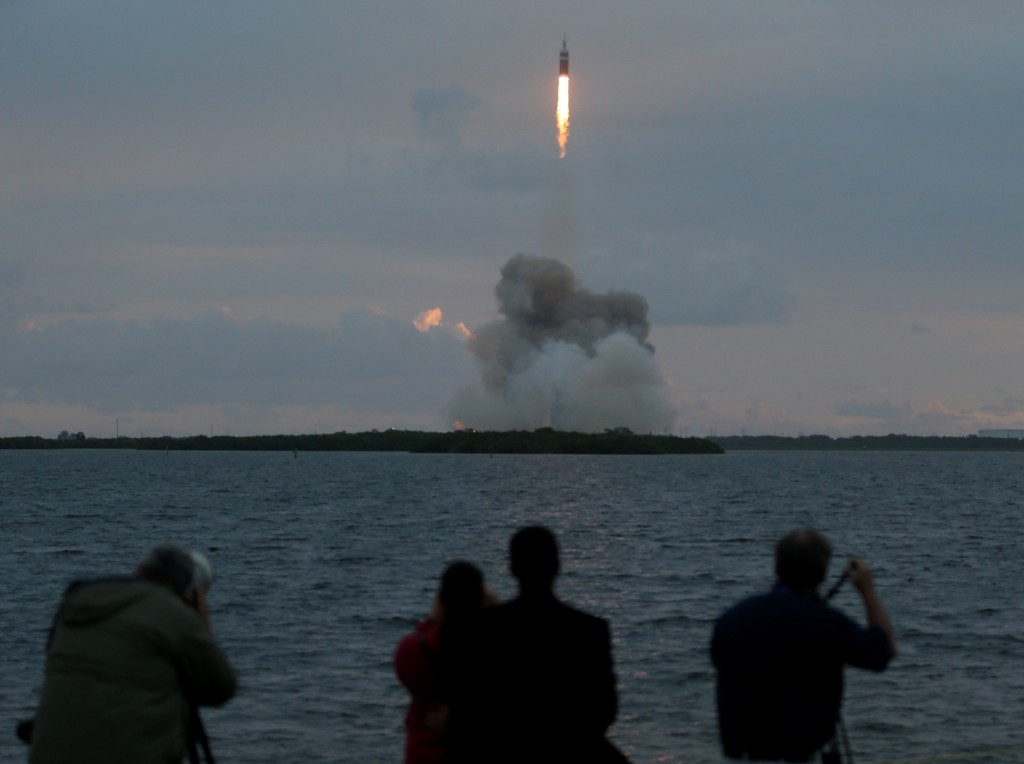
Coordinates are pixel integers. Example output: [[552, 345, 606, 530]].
[[447, 254, 676, 433], [541, 35, 576, 263], [444, 40, 673, 431], [556, 35, 570, 158]]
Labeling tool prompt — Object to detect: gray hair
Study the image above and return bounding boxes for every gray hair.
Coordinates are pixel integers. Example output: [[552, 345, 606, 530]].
[[137, 545, 213, 596]]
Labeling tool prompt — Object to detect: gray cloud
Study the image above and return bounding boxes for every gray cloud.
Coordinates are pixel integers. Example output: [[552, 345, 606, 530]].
[[831, 399, 988, 436], [0, 259, 30, 332], [0, 259, 24, 288], [2, 3, 1023, 436], [413, 86, 481, 149], [409, 86, 545, 192], [451, 148, 546, 193], [1, 309, 473, 420], [980, 398, 1024, 417], [582, 241, 794, 327], [448, 254, 675, 432], [835, 400, 915, 420]]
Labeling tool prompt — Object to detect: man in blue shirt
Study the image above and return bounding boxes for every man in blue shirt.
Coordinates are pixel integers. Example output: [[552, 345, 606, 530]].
[[711, 529, 896, 762]]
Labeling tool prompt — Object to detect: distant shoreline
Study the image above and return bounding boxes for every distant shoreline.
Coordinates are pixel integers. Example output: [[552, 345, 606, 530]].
[[4, 431, 1022, 454], [0, 428, 723, 455], [709, 434, 1024, 452]]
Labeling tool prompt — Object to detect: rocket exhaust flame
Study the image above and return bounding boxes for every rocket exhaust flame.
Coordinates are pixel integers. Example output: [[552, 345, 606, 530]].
[[556, 76, 570, 159], [556, 36, 570, 158]]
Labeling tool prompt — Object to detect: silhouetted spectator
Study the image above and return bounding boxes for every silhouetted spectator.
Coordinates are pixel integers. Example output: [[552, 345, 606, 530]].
[[29, 545, 236, 764], [711, 528, 896, 761], [446, 526, 625, 763], [395, 560, 495, 764]]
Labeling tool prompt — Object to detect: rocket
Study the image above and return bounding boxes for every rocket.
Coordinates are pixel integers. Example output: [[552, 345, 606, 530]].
[[559, 35, 569, 77]]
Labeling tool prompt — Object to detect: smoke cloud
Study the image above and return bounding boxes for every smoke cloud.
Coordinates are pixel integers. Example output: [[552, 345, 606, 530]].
[[447, 253, 675, 433]]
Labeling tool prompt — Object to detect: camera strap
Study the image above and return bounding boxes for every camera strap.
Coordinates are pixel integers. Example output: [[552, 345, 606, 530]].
[[186, 704, 216, 764]]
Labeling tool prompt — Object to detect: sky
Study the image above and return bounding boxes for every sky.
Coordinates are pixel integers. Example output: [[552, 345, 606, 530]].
[[3, 1, 1023, 438]]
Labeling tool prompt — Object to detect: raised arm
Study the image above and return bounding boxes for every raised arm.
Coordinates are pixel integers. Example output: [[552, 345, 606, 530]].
[[847, 558, 897, 658]]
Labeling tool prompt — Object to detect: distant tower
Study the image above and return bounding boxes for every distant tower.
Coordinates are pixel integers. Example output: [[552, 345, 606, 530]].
[[559, 35, 569, 76]]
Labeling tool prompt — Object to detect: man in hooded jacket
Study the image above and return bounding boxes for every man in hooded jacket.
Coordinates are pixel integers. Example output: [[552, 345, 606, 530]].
[[28, 545, 236, 764]]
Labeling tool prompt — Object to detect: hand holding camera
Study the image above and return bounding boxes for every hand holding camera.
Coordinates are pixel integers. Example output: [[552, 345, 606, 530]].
[[186, 550, 215, 632]]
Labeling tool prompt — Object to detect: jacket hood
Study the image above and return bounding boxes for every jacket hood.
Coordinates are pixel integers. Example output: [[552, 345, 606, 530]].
[[58, 578, 168, 627]]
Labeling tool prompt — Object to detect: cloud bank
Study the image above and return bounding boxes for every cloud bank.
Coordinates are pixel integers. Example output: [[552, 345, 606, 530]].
[[0, 307, 473, 436]]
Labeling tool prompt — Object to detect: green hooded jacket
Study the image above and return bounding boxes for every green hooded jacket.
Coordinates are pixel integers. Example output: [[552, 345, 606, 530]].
[[29, 578, 236, 764]]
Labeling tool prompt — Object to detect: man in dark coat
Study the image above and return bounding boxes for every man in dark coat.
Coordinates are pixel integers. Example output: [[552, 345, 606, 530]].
[[711, 529, 896, 762], [446, 525, 621, 764]]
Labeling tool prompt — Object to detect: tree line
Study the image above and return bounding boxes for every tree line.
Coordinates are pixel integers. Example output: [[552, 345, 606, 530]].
[[0, 428, 723, 455]]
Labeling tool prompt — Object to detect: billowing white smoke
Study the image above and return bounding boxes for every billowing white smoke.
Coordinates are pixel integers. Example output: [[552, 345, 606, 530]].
[[447, 254, 676, 433]]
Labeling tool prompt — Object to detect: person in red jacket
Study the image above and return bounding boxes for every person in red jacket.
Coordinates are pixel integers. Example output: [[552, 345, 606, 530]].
[[395, 561, 494, 764]]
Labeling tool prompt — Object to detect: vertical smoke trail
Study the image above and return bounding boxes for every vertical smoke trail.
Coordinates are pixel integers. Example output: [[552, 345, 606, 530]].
[[540, 156, 575, 263]]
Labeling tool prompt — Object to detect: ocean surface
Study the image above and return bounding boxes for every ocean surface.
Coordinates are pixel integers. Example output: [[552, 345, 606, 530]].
[[2, 449, 1022, 764]]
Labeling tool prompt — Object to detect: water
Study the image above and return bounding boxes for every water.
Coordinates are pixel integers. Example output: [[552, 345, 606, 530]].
[[2, 449, 1022, 763]]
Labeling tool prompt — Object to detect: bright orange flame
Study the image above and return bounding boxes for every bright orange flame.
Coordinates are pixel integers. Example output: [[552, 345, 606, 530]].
[[453, 420, 465, 430], [556, 75, 570, 158], [414, 307, 443, 332], [414, 308, 473, 340]]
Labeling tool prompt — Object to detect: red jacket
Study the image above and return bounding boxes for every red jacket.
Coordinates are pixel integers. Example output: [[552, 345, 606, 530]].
[[395, 619, 446, 764]]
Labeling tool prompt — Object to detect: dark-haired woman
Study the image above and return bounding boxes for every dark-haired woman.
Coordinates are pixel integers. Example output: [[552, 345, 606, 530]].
[[395, 561, 496, 764]]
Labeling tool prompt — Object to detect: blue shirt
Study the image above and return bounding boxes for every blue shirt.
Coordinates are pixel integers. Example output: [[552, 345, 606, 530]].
[[711, 585, 891, 761]]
